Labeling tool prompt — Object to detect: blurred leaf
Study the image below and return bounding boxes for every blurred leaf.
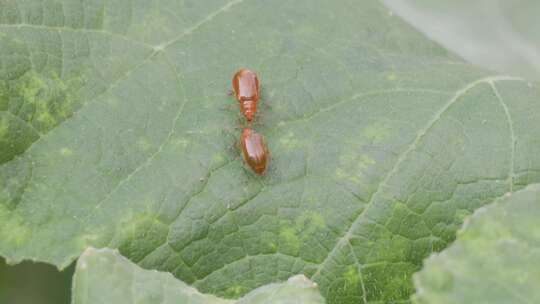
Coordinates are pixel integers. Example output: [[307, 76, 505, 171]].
[[383, 0, 540, 80], [413, 184, 540, 304], [73, 248, 324, 304]]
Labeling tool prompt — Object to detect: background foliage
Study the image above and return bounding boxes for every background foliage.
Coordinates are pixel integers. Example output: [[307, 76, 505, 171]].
[[0, 258, 73, 304], [414, 184, 540, 304]]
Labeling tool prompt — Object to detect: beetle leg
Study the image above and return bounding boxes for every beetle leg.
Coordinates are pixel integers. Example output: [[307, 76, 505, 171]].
[[246, 116, 264, 128]]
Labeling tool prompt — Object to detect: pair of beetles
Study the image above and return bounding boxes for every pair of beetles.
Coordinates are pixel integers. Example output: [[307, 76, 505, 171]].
[[231, 68, 269, 175]]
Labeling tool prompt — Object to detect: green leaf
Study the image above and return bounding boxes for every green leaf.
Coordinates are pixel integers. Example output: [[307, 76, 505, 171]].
[[413, 184, 540, 304], [1, 1, 540, 303], [73, 247, 324, 304], [383, 0, 540, 80]]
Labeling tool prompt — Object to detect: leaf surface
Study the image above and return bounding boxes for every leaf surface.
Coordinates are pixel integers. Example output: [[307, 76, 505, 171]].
[[1, 1, 540, 303]]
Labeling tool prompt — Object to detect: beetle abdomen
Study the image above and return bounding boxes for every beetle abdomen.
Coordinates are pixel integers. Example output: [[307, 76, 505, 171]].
[[240, 128, 268, 175]]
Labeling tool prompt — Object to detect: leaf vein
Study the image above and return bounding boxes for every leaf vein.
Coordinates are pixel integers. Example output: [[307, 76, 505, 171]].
[[0, 110, 43, 136], [154, 0, 247, 50], [278, 88, 450, 127], [88, 54, 187, 217], [489, 81, 516, 192], [310, 75, 524, 281], [192, 252, 314, 286], [347, 242, 368, 304], [0, 23, 154, 49]]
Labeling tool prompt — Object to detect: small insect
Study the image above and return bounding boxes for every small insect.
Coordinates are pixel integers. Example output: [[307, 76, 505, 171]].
[[240, 128, 269, 175], [232, 68, 259, 121]]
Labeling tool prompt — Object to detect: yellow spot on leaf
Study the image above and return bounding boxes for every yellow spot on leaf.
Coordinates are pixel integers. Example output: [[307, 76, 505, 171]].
[[10, 71, 78, 133], [344, 266, 359, 286], [0, 205, 31, 247], [212, 153, 226, 164], [137, 137, 153, 152], [60, 148, 73, 156], [362, 122, 392, 144], [279, 131, 300, 148], [225, 285, 246, 297], [336, 152, 376, 185], [296, 211, 326, 233], [172, 138, 190, 149], [279, 226, 300, 254]]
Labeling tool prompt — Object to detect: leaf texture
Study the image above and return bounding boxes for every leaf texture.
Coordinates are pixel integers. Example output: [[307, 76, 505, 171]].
[[0, 1, 539, 303]]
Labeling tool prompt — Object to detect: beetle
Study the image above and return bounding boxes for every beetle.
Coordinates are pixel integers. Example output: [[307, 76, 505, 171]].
[[240, 128, 268, 175], [232, 68, 259, 121]]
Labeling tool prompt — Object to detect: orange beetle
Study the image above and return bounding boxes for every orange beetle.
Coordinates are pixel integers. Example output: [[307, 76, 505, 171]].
[[232, 68, 259, 121], [240, 128, 268, 175]]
